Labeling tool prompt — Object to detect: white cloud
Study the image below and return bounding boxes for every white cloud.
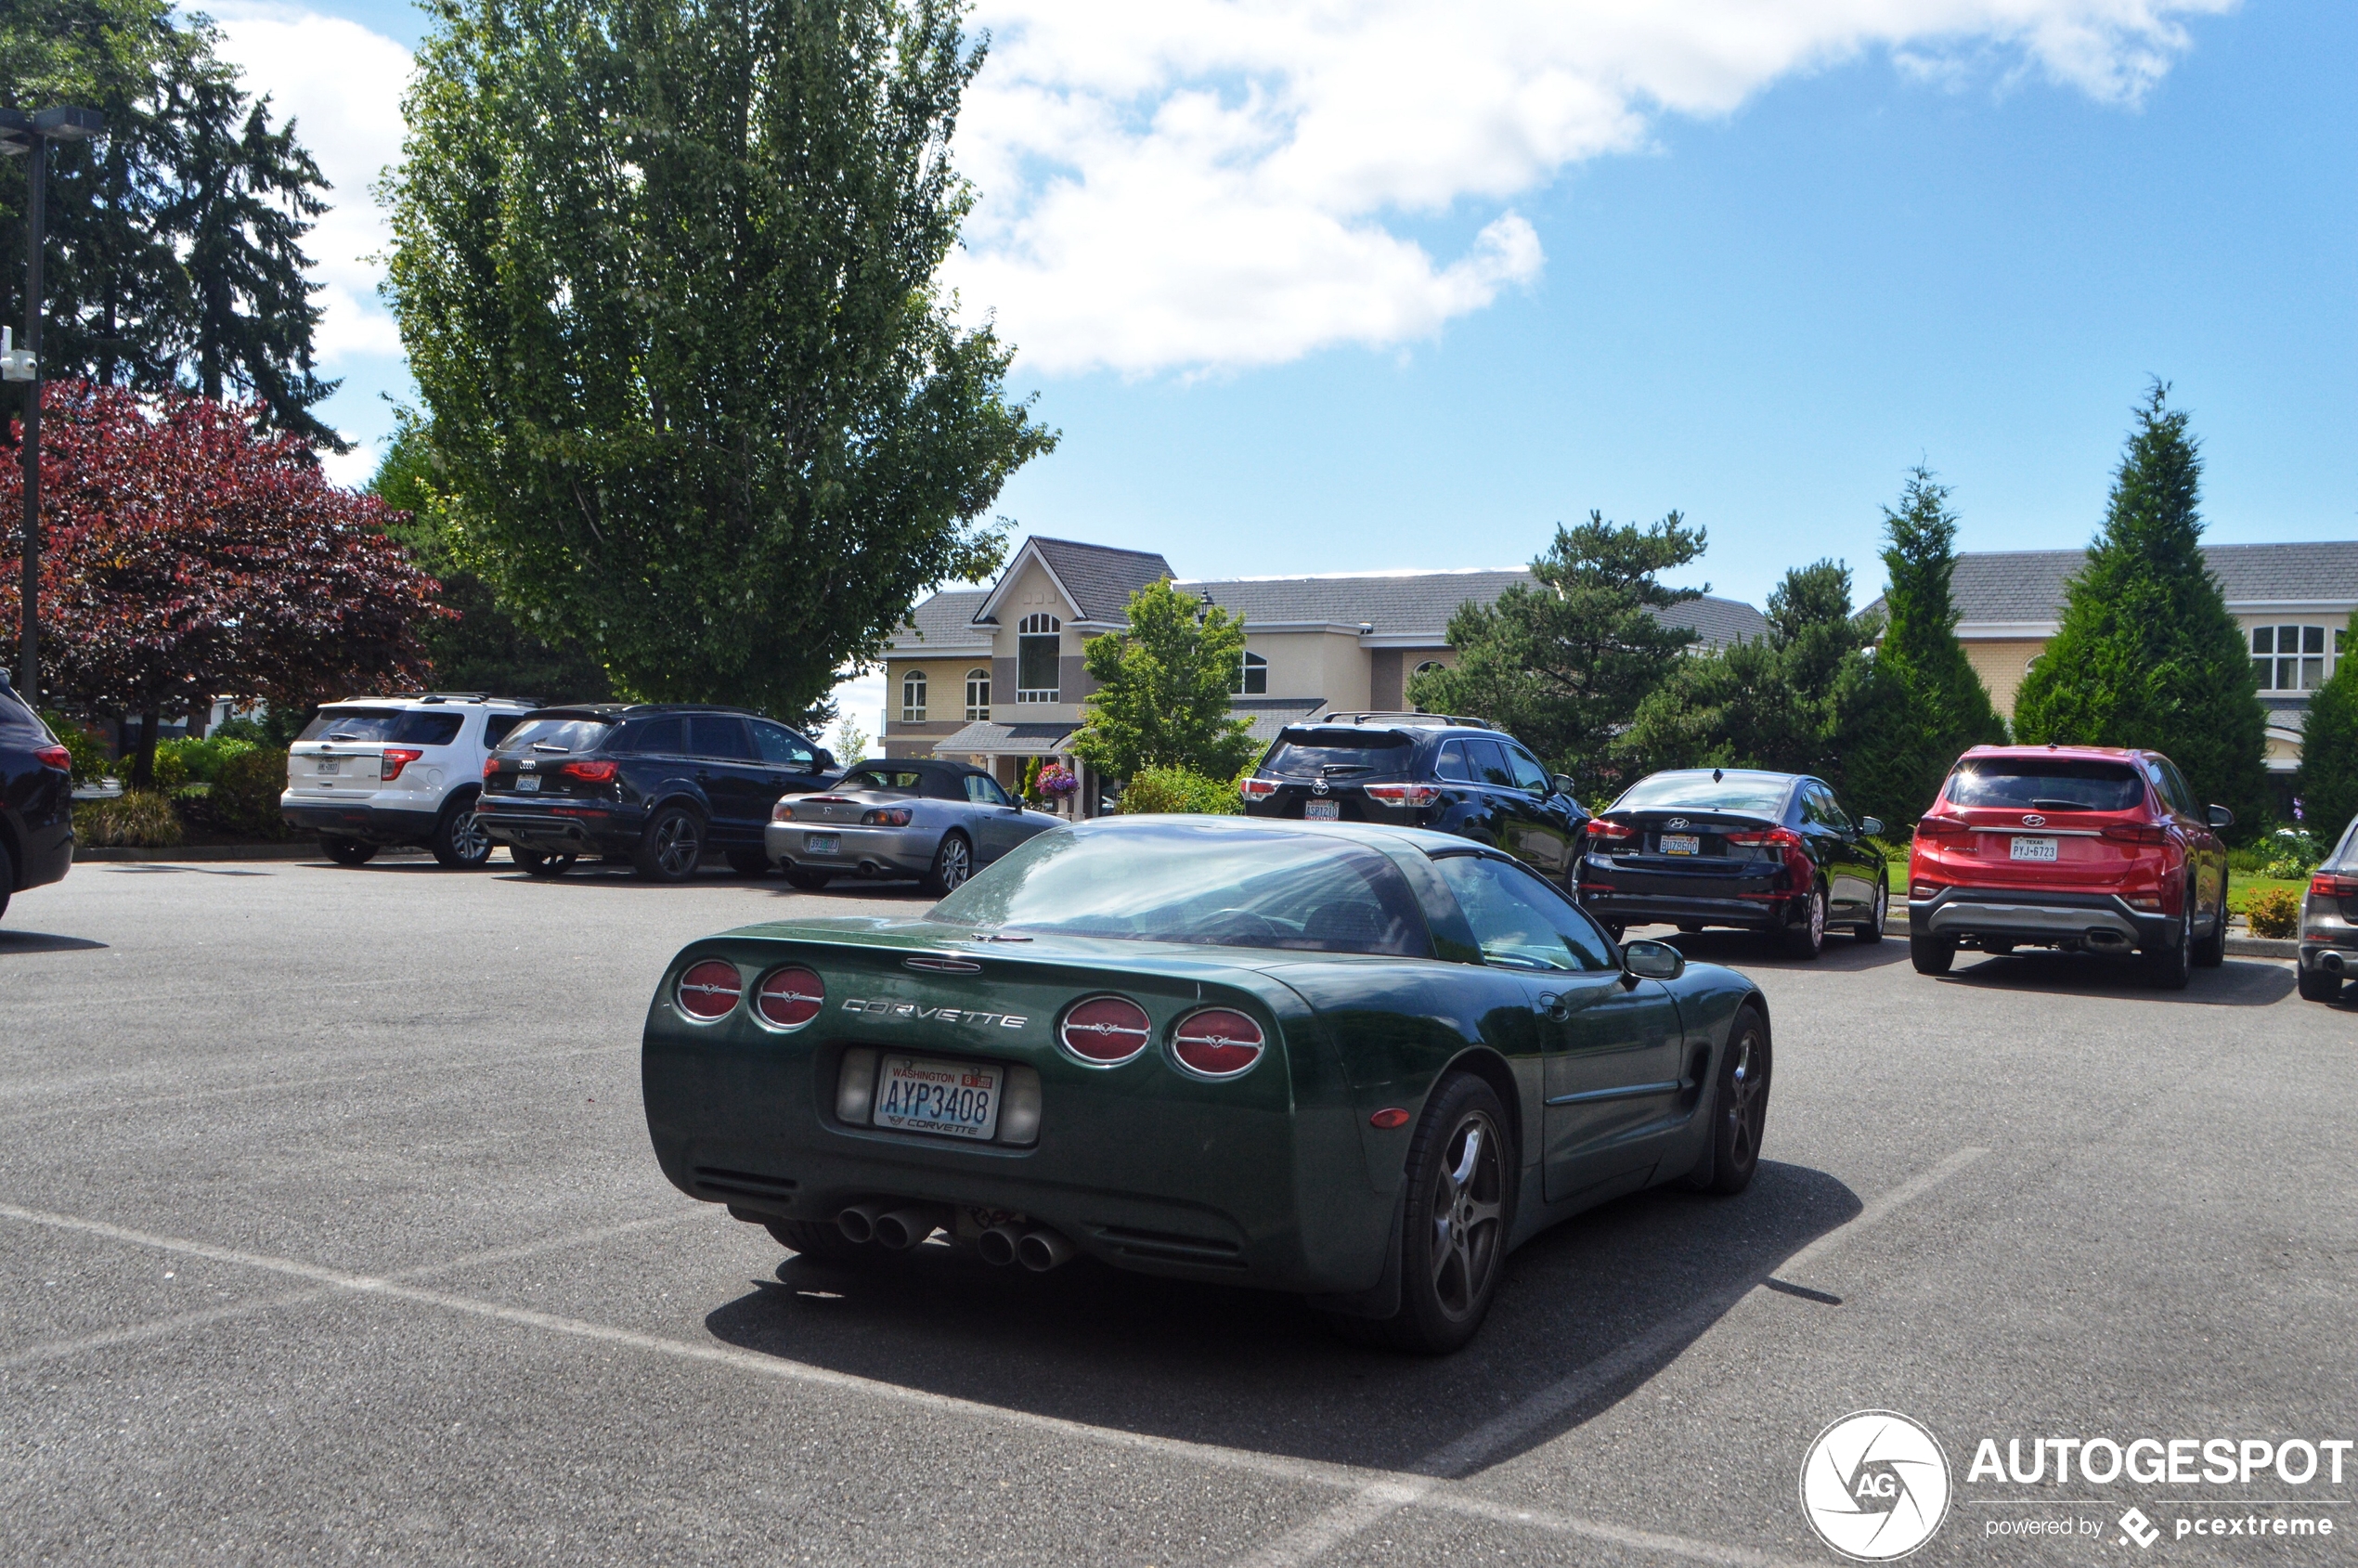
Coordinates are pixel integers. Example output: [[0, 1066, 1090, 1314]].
[[949, 0, 2235, 375]]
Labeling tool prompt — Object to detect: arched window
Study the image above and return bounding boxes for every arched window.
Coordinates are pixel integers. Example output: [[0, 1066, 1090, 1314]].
[[965, 667, 991, 721], [1017, 614, 1062, 702], [900, 669, 927, 723], [1234, 650, 1267, 695], [1409, 660, 1444, 712]]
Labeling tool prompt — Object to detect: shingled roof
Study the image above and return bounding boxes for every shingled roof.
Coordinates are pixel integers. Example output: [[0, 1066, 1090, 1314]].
[[884, 588, 991, 653], [1943, 541, 2358, 628], [997, 538, 1176, 624]]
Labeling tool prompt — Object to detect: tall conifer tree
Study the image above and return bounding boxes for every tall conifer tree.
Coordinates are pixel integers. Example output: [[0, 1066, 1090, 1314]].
[[2294, 610, 2358, 843]]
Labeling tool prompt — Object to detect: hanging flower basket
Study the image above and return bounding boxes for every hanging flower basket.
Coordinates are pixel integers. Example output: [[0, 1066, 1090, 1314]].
[[1037, 762, 1079, 797]]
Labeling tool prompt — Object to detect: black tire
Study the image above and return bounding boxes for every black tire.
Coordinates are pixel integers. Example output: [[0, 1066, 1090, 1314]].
[[634, 805, 705, 883], [0, 836, 13, 923], [766, 1219, 871, 1264], [428, 797, 494, 868], [320, 836, 377, 867], [922, 832, 974, 896], [1910, 930, 1954, 975], [725, 847, 771, 878], [1780, 881, 1827, 960], [783, 865, 835, 891], [2140, 909, 2192, 991], [513, 847, 577, 877], [2298, 965, 2344, 1003], [1687, 1005, 1770, 1196], [1375, 1073, 1512, 1354], [1856, 880, 1886, 943], [2192, 876, 2226, 969]]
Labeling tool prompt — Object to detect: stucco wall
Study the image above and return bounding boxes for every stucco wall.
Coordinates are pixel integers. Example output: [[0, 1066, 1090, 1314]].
[[1961, 639, 2048, 719]]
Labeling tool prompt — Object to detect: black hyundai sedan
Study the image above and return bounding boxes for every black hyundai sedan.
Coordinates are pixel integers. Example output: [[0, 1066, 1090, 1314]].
[[476, 705, 836, 881], [1576, 769, 1887, 959], [0, 669, 75, 924]]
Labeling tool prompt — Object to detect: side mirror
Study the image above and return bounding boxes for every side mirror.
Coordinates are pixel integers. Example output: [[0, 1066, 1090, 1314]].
[[1860, 816, 1885, 837], [1553, 774, 1577, 798], [2207, 804, 2234, 829], [814, 749, 836, 771], [1622, 939, 1685, 983]]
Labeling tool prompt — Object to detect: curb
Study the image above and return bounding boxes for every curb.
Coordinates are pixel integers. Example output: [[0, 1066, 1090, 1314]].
[[1879, 914, 2296, 960], [72, 844, 430, 864]]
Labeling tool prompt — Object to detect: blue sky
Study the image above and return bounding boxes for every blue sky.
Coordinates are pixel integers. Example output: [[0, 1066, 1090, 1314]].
[[203, 0, 2354, 738]]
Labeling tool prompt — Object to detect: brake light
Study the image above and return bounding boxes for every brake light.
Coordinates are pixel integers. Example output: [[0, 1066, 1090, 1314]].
[[1587, 819, 1636, 841], [1363, 784, 1441, 808], [1171, 1007, 1265, 1079], [482, 757, 499, 779], [32, 744, 71, 772], [2313, 873, 2358, 899], [381, 747, 423, 781], [557, 759, 617, 783], [1725, 827, 1804, 849], [1060, 995, 1152, 1065], [862, 806, 913, 826], [2101, 823, 2169, 846], [1239, 777, 1278, 802], [753, 966, 824, 1030], [771, 799, 797, 822], [675, 959, 743, 1021], [1915, 815, 1972, 837]]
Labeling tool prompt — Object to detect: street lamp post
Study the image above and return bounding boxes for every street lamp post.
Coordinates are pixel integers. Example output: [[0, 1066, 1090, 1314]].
[[2, 106, 107, 706]]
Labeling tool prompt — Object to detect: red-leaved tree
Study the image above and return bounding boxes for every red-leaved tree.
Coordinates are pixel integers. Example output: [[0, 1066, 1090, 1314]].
[[1, 382, 447, 782]]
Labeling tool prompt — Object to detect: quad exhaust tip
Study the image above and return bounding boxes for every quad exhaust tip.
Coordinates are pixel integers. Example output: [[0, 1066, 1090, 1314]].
[[836, 1201, 886, 1245], [977, 1225, 1022, 1267], [1016, 1227, 1074, 1272], [872, 1205, 949, 1251]]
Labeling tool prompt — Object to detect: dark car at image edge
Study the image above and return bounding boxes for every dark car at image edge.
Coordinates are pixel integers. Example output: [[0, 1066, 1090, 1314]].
[[0, 670, 75, 923]]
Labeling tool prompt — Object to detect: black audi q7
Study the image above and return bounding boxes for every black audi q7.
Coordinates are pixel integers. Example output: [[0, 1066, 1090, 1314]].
[[0, 669, 75, 923]]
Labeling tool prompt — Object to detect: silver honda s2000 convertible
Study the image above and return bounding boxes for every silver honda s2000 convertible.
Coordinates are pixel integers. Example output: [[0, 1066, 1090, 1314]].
[[766, 758, 1064, 893]]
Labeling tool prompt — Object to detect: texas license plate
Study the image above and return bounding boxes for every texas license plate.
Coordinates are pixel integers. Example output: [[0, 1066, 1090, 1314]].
[[314, 759, 341, 775], [805, 833, 839, 854], [874, 1056, 1002, 1140], [1660, 833, 1701, 855], [1304, 800, 1340, 821], [2010, 836, 2058, 862], [515, 774, 540, 792]]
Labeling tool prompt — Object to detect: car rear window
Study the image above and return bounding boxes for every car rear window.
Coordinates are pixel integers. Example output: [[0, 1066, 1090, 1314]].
[[1945, 760, 2145, 813], [841, 768, 925, 794], [297, 708, 466, 745], [1613, 771, 1792, 816], [934, 820, 1433, 957], [499, 717, 617, 754], [1261, 728, 1415, 780]]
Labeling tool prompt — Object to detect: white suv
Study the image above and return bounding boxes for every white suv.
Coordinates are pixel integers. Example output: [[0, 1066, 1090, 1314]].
[[280, 694, 538, 867]]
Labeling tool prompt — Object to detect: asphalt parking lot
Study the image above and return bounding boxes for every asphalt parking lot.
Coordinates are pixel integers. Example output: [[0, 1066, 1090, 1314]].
[[4, 855, 2353, 1565]]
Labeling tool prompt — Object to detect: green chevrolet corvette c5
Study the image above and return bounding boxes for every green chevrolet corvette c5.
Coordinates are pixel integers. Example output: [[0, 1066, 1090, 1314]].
[[641, 814, 1773, 1353]]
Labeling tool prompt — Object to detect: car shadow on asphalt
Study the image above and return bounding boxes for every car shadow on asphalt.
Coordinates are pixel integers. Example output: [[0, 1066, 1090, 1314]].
[[698, 1159, 1859, 1474], [0, 929, 110, 954], [1929, 951, 2294, 1005]]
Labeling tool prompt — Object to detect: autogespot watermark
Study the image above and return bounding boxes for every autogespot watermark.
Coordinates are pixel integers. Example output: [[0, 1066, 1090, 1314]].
[[1801, 1415, 2352, 1558]]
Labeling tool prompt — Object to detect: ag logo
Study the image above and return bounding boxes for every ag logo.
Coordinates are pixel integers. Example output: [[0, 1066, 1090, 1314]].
[[1799, 1410, 1951, 1561]]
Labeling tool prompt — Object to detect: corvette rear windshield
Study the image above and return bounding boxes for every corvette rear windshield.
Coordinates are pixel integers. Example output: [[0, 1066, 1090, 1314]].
[[1945, 761, 2144, 813], [1261, 729, 1415, 780], [1611, 771, 1792, 816], [933, 822, 1433, 957], [297, 708, 464, 745], [495, 717, 616, 755]]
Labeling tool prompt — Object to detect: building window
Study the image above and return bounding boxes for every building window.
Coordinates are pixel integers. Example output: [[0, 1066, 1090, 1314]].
[[965, 667, 991, 721], [1409, 659, 1444, 711], [2252, 625, 2327, 692], [1017, 614, 1061, 702], [900, 669, 927, 722], [1234, 650, 1267, 695]]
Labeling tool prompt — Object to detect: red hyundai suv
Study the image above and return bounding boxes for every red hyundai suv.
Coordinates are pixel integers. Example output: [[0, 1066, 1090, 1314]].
[[1908, 745, 2232, 989]]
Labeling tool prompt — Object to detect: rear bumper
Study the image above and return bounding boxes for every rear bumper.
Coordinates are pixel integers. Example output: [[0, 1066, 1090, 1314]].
[[764, 821, 937, 876], [279, 799, 442, 843], [1578, 853, 1794, 929], [2300, 902, 2358, 974], [1909, 887, 2177, 952], [476, 804, 641, 857], [6, 801, 74, 891]]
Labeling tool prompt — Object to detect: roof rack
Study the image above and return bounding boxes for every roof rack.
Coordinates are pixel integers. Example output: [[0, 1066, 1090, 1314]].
[[339, 692, 542, 706], [1311, 710, 1495, 729]]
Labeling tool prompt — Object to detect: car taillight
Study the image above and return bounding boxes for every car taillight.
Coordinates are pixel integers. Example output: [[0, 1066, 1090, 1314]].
[[1171, 1008, 1265, 1079], [675, 959, 743, 1021], [862, 807, 913, 826], [1587, 819, 1636, 841], [557, 760, 617, 783], [1915, 815, 1972, 837], [771, 799, 797, 821], [2101, 823, 2170, 845], [1911, 881, 1941, 900], [1059, 995, 1152, 1065], [754, 965, 824, 1030], [2312, 873, 2358, 899], [1363, 784, 1441, 808], [381, 747, 423, 781], [1239, 777, 1278, 802], [1725, 827, 1804, 849], [482, 757, 500, 779], [32, 744, 71, 771]]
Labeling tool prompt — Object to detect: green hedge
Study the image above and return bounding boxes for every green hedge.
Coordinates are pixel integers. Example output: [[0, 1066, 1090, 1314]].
[[1115, 766, 1244, 815], [153, 735, 258, 788]]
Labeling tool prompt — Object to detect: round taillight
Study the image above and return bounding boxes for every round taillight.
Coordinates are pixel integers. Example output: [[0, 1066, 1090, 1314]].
[[754, 966, 824, 1030], [1059, 995, 1152, 1065], [676, 959, 744, 1021], [1171, 1008, 1265, 1079]]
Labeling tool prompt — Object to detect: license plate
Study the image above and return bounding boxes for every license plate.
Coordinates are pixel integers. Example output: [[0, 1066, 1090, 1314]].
[[515, 774, 540, 792], [2010, 836, 2058, 862], [1660, 833, 1701, 855], [805, 833, 839, 854], [1304, 800, 1340, 821], [315, 759, 341, 775], [873, 1056, 1002, 1140]]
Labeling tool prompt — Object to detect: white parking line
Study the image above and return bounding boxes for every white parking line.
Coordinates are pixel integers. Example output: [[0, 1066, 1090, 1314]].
[[1233, 1147, 1992, 1567]]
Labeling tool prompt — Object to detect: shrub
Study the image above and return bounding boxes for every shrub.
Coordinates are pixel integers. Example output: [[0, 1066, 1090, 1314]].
[[201, 746, 293, 839], [76, 789, 186, 848], [153, 734, 257, 788], [39, 711, 114, 783], [1117, 765, 1244, 816], [2245, 888, 2300, 940], [2258, 828, 2323, 881]]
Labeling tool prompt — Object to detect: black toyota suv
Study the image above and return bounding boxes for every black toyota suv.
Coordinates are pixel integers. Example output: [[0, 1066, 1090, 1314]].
[[475, 705, 837, 882], [1240, 712, 1590, 888], [0, 668, 75, 924]]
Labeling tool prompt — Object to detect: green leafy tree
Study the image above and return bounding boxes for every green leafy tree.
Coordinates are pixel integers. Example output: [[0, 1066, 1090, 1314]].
[[1070, 579, 1255, 782], [2012, 385, 2268, 835], [1836, 467, 2009, 829], [383, 0, 1051, 719], [1408, 512, 1706, 795], [2295, 610, 2358, 843]]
